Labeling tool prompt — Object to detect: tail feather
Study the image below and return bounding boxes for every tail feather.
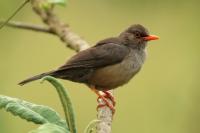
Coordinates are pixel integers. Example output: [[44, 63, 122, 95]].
[[18, 71, 54, 86]]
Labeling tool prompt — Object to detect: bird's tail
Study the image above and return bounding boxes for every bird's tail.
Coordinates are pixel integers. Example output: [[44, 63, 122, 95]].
[[18, 70, 55, 86]]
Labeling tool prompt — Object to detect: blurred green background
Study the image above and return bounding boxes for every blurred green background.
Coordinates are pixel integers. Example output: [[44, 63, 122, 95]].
[[0, 0, 200, 133]]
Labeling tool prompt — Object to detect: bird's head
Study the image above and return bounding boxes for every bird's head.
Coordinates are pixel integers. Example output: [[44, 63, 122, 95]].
[[119, 24, 159, 49]]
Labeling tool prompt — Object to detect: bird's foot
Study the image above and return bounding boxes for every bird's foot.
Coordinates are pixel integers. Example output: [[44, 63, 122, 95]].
[[97, 90, 116, 105], [91, 89, 115, 114]]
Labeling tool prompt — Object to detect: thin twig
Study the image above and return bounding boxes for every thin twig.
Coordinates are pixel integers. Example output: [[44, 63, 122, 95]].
[[0, 0, 30, 29], [0, 21, 55, 34]]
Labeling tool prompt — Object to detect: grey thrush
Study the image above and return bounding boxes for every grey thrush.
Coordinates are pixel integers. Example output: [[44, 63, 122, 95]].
[[19, 24, 159, 112]]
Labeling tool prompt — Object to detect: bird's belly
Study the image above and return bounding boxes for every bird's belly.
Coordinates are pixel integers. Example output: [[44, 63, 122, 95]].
[[89, 53, 143, 90]]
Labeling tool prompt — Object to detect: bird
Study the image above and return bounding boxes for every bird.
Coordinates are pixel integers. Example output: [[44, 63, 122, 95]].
[[19, 24, 159, 112]]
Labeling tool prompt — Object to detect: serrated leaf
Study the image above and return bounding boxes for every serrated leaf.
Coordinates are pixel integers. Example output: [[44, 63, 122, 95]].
[[29, 123, 70, 133], [42, 76, 76, 133], [0, 95, 68, 129], [47, 0, 67, 6]]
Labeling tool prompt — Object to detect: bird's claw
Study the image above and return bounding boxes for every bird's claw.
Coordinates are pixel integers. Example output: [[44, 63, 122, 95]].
[[97, 90, 116, 114]]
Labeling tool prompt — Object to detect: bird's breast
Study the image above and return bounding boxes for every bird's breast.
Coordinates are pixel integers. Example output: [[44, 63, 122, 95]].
[[89, 49, 146, 90]]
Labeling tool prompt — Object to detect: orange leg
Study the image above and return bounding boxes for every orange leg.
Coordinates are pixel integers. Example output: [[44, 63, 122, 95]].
[[91, 88, 115, 113]]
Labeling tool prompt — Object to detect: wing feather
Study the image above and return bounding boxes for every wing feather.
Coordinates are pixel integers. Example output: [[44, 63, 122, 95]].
[[57, 41, 129, 71]]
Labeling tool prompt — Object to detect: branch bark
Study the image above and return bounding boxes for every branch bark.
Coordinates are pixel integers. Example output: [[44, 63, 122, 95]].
[[96, 90, 113, 133], [31, 0, 89, 52]]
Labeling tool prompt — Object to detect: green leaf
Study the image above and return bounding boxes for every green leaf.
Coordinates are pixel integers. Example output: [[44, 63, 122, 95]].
[[42, 76, 77, 133], [84, 120, 101, 133], [47, 0, 67, 6], [40, 2, 52, 10], [29, 123, 70, 133], [39, 0, 67, 10], [0, 95, 68, 129]]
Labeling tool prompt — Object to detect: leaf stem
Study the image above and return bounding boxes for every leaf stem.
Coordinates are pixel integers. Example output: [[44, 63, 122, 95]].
[[41, 76, 77, 133]]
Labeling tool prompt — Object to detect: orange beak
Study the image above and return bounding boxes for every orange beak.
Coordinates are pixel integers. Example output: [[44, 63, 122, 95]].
[[143, 35, 159, 41]]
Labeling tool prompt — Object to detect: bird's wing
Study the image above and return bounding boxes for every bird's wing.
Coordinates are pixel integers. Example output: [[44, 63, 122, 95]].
[[57, 39, 129, 70]]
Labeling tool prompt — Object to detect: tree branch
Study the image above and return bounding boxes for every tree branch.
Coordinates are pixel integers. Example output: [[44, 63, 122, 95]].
[[30, 0, 90, 52], [30, 0, 114, 132], [96, 90, 113, 133], [0, 21, 55, 34], [12, 0, 114, 132]]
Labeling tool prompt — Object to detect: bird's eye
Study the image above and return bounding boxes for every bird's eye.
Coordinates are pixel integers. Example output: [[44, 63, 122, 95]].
[[135, 32, 141, 38]]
